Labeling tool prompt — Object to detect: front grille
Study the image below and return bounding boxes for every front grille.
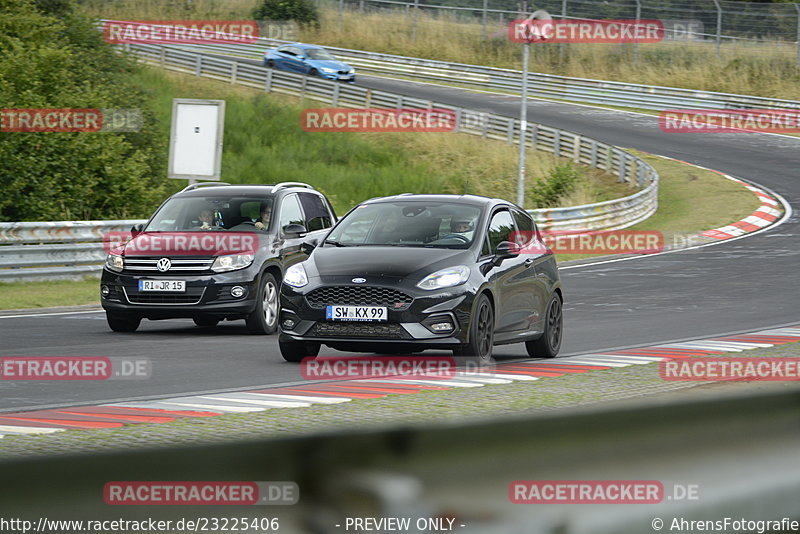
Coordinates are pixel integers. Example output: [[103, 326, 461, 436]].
[[123, 287, 206, 305], [124, 257, 214, 274], [306, 286, 413, 310], [308, 322, 407, 339]]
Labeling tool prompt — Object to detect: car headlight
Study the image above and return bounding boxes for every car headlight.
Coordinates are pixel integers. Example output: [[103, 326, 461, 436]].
[[348, 67, 355, 73], [320, 67, 337, 73], [283, 263, 308, 287], [211, 254, 254, 273], [284, 263, 309, 288], [417, 265, 470, 290], [105, 254, 124, 273]]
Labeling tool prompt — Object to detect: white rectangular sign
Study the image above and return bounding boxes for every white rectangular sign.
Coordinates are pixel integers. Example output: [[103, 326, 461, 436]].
[[168, 99, 225, 181]]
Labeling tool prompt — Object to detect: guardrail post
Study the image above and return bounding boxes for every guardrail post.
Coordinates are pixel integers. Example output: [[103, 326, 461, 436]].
[[633, 0, 641, 65], [507, 118, 515, 144], [332, 83, 341, 106], [553, 130, 561, 157], [412, 0, 419, 42], [265, 69, 273, 93], [195, 55, 202, 76], [618, 152, 627, 183], [397, 95, 404, 110], [637, 162, 645, 187], [606, 147, 613, 171], [301, 75, 307, 99], [481, 0, 488, 41], [590, 140, 598, 167], [712, 0, 722, 59], [160, 47, 166, 67], [572, 135, 581, 162], [531, 124, 538, 149], [360, 0, 364, 12], [366, 88, 372, 107], [231, 62, 238, 84], [454, 109, 462, 133], [795, 4, 800, 66]]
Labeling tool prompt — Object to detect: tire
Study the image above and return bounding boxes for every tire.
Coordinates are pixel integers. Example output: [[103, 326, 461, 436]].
[[193, 317, 220, 328], [106, 312, 141, 333], [266, 59, 276, 68], [526, 293, 563, 359], [453, 293, 494, 363], [309, 68, 320, 77], [246, 272, 279, 335], [280, 341, 320, 363]]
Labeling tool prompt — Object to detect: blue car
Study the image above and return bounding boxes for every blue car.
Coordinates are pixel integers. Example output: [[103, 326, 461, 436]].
[[263, 43, 356, 83]]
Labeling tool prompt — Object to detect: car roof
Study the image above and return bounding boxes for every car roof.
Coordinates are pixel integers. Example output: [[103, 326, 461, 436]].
[[175, 184, 318, 198], [280, 43, 323, 50], [360, 193, 517, 209]]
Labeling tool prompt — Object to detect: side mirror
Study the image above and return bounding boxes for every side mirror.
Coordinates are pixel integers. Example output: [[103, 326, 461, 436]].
[[130, 223, 144, 238], [283, 223, 307, 238], [301, 238, 319, 255], [493, 241, 520, 264]]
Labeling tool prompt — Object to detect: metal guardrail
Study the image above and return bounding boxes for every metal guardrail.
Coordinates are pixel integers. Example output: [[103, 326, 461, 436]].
[[2, 388, 799, 532], [149, 34, 800, 112], [128, 42, 658, 227], [0, 38, 659, 282], [0, 221, 145, 282]]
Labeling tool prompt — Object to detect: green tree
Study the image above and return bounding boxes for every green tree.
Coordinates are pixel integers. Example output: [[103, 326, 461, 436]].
[[252, 0, 320, 27], [0, 0, 167, 221]]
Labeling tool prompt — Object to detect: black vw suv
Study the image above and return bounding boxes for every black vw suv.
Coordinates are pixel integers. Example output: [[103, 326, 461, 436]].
[[101, 182, 336, 334]]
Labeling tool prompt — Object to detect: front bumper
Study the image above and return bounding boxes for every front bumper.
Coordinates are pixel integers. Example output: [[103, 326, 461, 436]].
[[279, 276, 474, 349], [320, 71, 355, 83], [100, 267, 259, 319]]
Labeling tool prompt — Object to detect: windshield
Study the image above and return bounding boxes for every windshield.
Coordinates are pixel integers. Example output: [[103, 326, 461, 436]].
[[144, 195, 274, 232], [306, 48, 336, 60], [326, 201, 482, 248]]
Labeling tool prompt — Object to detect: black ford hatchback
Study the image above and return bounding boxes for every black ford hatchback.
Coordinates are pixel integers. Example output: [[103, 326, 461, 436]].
[[278, 194, 563, 362], [101, 182, 335, 334]]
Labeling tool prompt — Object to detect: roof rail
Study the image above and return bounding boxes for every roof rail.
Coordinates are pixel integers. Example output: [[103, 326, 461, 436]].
[[272, 182, 313, 192], [180, 182, 231, 193]]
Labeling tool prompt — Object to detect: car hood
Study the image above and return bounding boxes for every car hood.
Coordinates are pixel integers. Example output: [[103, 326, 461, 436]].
[[309, 246, 472, 280], [308, 59, 351, 71], [114, 231, 266, 257]]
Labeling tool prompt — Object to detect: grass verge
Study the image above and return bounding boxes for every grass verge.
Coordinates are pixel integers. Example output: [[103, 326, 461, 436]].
[[1, 341, 797, 457], [0, 278, 100, 310]]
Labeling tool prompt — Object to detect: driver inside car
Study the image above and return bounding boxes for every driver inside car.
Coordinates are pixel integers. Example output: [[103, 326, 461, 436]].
[[447, 217, 475, 241]]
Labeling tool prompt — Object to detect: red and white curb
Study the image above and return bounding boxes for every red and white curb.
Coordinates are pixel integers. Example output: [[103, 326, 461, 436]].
[[0, 326, 799, 439], [700, 176, 783, 240]]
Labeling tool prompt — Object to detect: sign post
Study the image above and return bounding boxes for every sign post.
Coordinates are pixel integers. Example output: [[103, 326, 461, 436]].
[[168, 99, 225, 186]]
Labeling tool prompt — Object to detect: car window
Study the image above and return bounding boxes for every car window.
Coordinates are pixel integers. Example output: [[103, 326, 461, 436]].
[[512, 209, 534, 246], [487, 209, 516, 251], [481, 234, 492, 257], [279, 194, 305, 233], [289, 47, 303, 57], [306, 48, 335, 60], [298, 192, 333, 232], [278, 46, 294, 56]]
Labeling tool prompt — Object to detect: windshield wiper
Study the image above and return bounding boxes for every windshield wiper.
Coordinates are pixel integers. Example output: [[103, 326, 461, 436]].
[[324, 239, 348, 247]]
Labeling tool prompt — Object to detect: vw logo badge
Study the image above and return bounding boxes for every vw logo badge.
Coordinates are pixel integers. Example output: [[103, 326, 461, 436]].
[[156, 258, 171, 272], [352, 277, 366, 284]]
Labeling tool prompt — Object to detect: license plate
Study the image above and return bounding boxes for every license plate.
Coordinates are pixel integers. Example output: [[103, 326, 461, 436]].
[[138, 280, 185, 292], [326, 305, 387, 322]]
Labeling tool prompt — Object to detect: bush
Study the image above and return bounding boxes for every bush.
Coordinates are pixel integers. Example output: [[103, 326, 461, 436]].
[[529, 163, 581, 208], [252, 0, 320, 27], [0, 0, 167, 221]]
